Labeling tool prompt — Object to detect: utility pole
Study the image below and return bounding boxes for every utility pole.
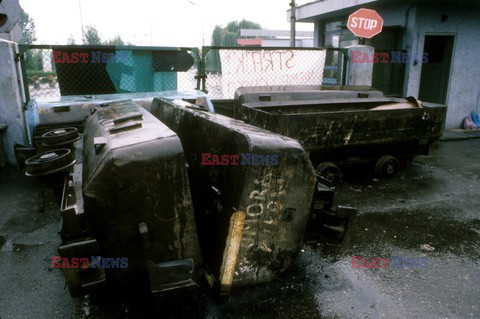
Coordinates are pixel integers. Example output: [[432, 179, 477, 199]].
[[188, 1, 205, 47], [290, 0, 296, 47], [79, 0, 86, 43], [150, 24, 153, 45]]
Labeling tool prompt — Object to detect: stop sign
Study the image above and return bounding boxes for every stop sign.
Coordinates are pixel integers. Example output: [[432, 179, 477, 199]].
[[347, 8, 383, 39]]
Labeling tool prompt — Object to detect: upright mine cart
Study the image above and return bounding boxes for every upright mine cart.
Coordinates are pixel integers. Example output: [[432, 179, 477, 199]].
[[234, 85, 447, 183]]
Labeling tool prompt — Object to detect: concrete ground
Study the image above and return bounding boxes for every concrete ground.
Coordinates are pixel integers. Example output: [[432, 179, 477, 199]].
[[1, 136, 479, 319]]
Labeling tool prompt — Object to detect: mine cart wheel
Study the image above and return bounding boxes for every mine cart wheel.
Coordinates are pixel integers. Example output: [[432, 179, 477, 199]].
[[42, 127, 80, 146], [316, 162, 341, 186], [374, 155, 400, 178], [25, 149, 75, 176]]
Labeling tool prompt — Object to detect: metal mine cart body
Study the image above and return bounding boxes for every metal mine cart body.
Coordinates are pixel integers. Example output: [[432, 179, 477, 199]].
[[59, 100, 202, 297], [234, 86, 447, 182], [150, 98, 317, 295]]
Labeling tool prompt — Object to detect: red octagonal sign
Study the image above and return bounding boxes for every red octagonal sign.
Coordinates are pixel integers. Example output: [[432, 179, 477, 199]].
[[347, 8, 384, 39]]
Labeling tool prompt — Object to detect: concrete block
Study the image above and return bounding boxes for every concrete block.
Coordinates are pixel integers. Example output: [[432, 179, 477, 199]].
[[346, 45, 374, 86]]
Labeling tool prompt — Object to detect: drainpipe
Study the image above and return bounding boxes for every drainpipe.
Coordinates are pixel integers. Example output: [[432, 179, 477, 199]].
[[290, 0, 296, 47]]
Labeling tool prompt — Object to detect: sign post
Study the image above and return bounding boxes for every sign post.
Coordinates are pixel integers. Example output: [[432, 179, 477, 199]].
[[345, 9, 383, 86], [347, 8, 384, 40]]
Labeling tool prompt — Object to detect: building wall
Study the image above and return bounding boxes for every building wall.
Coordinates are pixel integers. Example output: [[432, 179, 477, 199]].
[[406, 3, 480, 128], [370, 1, 413, 27], [311, 1, 413, 47], [262, 38, 314, 47], [360, 0, 480, 128]]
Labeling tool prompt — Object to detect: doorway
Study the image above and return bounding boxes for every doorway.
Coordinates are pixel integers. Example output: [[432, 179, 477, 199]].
[[418, 35, 455, 104]]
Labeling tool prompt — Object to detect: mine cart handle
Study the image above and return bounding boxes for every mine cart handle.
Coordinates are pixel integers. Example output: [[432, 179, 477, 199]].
[[109, 122, 142, 134], [113, 113, 143, 125]]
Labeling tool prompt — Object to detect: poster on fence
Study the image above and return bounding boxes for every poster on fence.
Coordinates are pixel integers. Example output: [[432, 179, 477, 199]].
[[216, 49, 326, 99]]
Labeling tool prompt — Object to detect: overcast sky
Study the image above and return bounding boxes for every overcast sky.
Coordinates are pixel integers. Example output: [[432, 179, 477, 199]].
[[19, 0, 313, 47]]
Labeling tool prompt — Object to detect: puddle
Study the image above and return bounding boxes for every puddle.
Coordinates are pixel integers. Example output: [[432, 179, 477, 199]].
[[0, 237, 13, 252], [0, 236, 43, 252], [345, 211, 480, 260], [0, 235, 6, 250], [11, 243, 36, 252], [4, 215, 52, 233], [81, 295, 91, 317]]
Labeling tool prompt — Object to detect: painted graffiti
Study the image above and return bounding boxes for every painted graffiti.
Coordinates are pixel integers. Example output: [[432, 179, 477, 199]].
[[236, 172, 289, 275], [219, 49, 326, 99]]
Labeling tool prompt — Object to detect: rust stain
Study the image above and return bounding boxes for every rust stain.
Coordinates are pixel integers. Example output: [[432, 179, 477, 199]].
[[219, 211, 246, 295]]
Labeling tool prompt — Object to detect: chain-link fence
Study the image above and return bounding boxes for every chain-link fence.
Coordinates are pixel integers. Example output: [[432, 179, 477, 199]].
[[20, 45, 347, 102], [201, 46, 346, 99], [20, 45, 201, 102]]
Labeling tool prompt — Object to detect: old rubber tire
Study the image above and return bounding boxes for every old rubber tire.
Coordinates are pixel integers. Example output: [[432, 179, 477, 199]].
[[374, 155, 400, 178], [316, 162, 341, 186]]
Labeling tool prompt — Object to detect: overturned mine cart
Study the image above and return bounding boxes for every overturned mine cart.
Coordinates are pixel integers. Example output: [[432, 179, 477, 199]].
[[150, 98, 317, 294], [234, 86, 447, 183], [59, 100, 202, 296]]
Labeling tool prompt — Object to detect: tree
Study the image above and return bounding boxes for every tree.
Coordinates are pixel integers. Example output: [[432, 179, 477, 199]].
[[18, 7, 41, 72], [18, 7, 37, 45], [82, 26, 133, 46], [67, 34, 76, 45], [207, 19, 262, 72], [83, 25, 102, 45], [211, 19, 262, 46], [104, 35, 125, 46]]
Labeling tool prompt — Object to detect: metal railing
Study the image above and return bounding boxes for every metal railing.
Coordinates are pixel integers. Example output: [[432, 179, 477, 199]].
[[19, 44, 350, 102]]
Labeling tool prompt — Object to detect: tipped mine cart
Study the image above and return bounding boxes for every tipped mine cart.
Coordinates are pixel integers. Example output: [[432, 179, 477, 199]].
[[150, 98, 318, 294], [234, 85, 447, 184], [18, 96, 356, 303], [59, 101, 203, 297], [148, 98, 356, 293]]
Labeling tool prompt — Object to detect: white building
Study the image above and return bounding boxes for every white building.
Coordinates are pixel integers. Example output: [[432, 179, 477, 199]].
[[238, 29, 314, 47], [291, 0, 480, 128]]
